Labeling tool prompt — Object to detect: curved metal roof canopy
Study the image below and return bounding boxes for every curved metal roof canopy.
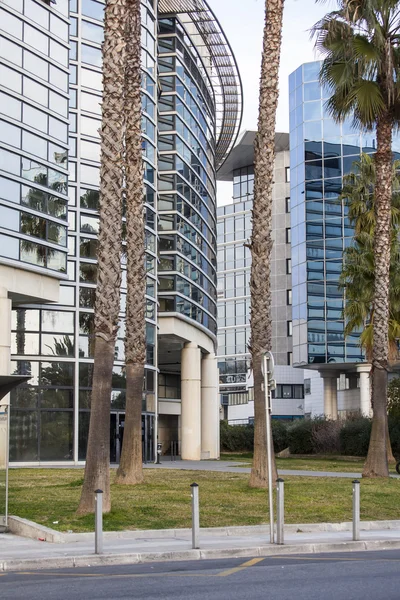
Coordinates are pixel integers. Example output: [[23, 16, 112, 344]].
[[158, 0, 243, 170]]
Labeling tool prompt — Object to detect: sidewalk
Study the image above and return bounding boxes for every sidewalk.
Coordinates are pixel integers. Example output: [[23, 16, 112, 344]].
[[1, 521, 400, 572]]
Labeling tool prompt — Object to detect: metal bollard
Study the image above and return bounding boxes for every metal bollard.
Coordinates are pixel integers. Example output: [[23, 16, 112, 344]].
[[352, 479, 360, 541], [94, 489, 103, 554], [276, 478, 285, 545], [190, 483, 200, 549]]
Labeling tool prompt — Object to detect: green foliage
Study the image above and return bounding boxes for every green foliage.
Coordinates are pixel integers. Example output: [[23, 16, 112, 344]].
[[388, 416, 400, 458], [287, 419, 317, 454], [220, 420, 254, 453], [313, 1, 400, 130], [219, 420, 289, 453], [288, 416, 373, 456], [339, 417, 372, 457], [388, 377, 400, 418], [339, 155, 400, 360]]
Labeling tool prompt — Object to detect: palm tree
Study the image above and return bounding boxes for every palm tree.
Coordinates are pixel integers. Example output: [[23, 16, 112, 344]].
[[249, 0, 284, 488], [340, 154, 400, 462], [77, 0, 126, 514], [115, 0, 146, 485], [313, 0, 400, 478]]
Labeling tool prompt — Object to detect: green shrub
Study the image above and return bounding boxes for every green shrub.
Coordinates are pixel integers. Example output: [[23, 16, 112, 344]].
[[339, 416, 371, 456], [219, 419, 289, 453], [220, 420, 254, 452], [287, 419, 315, 454], [271, 419, 289, 453], [388, 415, 400, 458]]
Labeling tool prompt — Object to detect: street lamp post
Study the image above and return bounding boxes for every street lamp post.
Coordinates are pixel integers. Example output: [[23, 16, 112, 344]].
[[261, 351, 276, 544]]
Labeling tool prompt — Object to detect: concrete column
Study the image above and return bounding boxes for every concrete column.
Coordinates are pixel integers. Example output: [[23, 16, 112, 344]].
[[0, 287, 11, 472], [357, 364, 371, 417], [181, 343, 201, 460], [201, 353, 219, 460], [0, 288, 11, 385], [320, 371, 338, 420]]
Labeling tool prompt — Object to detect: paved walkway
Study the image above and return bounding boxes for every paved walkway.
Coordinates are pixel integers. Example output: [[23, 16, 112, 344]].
[[145, 460, 400, 479], [1, 522, 400, 571]]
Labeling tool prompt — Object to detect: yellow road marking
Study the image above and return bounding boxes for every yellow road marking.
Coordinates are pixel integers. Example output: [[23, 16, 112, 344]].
[[267, 556, 400, 562], [217, 557, 265, 577], [15, 571, 213, 579]]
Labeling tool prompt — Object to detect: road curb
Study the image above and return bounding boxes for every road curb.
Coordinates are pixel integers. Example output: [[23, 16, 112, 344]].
[[3, 539, 400, 572], [8, 516, 400, 544]]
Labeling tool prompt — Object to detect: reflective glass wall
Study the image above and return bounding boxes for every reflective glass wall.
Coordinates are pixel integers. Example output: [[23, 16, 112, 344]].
[[0, 0, 70, 274], [289, 60, 400, 367], [7, 0, 157, 462], [157, 17, 218, 338]]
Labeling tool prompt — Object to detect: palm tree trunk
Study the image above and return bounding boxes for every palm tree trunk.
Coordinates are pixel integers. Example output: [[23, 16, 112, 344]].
[[249, 0, 284, 488], [115, 0, 146, 485], [363, 114, 393, 478], [77, 0, 126, 514]]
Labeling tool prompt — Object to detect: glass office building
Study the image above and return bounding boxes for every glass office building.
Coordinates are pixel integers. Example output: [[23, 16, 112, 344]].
[[217, 131, 304, 423], [0, 0, 242, 464], [289, 61, 400, 417]]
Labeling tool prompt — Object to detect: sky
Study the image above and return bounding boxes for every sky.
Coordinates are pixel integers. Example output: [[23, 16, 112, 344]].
[[209, 0, 330, 203]]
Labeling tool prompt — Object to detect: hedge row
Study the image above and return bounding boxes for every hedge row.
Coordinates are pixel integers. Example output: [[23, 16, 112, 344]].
[[220, 416, 400, 457]]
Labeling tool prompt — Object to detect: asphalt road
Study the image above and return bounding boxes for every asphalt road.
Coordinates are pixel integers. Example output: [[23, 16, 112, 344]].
[[2, 550, 400, 600]]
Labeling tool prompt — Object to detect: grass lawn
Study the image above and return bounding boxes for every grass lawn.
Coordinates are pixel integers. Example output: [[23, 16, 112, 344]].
[[220, 453, 399, 474], [8, 468, 400, 533]]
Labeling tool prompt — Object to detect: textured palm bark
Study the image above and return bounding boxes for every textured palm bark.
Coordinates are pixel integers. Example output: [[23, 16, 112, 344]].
[[78, 0, 125, 514], [249, 0, 284, 488], [363, 115, 392, 478], [115, 0, 146, 485]]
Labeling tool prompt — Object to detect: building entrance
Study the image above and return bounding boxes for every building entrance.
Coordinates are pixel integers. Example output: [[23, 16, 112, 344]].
[[110, 412, 154, 464]]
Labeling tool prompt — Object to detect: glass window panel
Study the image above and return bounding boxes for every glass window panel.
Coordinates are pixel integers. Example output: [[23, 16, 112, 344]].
[[10, 410, 38, 462], [41, 389, 73, 409], [81, 92, 102, 115], [0, 9, 23, 39], [49, 90, 68, 117], [24, 23, 48, 54], [25, 0, 49, 27], [82, 19, 104, 43], [0, 177, 19, 203], [41, 334, 74, 356], [11, 308, 40, 331], [22, 131, 47, 160], [81, 44, 102, 67], [0, 149, 20, 175], [0, 120, 21, 149], [0, 206, 19, 231], [82, 0, 105, 20], [0, 36, 22, 67], [23, 104, 47, 133], [81, 164, 100, 186], [81, 67, 102, 91], [50, 39, 68, 66], [47, 249, 67, 272], [50, 14, 69, 40], [49, 65, 68, 92], [81, 140, 100, 162], [0, 64, 22, 93], [24, 77, 48, 106], [0, 233, 18, 258], [11, 386, 38, 409], [58, 286, 75, 306], [49, 116, 68, 142], [11, 332, 39, 355], [81, 115, 101, 138], [40, 411, 73, 460], [21, 158, 47, 184]]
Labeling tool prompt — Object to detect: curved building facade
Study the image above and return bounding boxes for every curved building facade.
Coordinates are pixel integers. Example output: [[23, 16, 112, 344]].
[[0, 0, 242, 464]]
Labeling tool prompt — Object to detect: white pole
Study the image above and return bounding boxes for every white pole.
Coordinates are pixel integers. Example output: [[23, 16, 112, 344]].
[[352, 479, 360, 541], [263, 353, 274, 544]]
